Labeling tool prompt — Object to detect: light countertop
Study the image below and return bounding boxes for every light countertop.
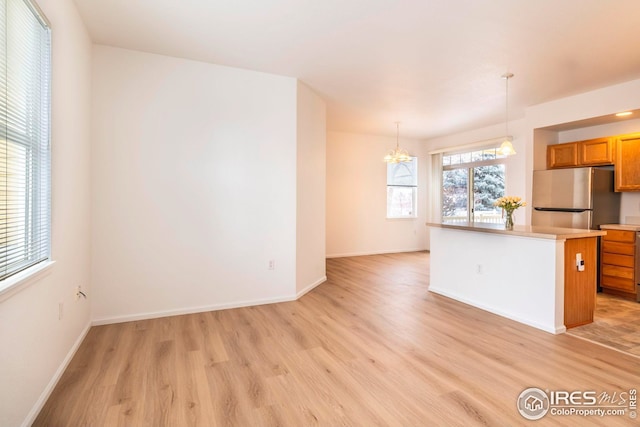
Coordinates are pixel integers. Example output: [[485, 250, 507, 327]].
[[426, 221, 607, 240], [600, 224, 640, 231]]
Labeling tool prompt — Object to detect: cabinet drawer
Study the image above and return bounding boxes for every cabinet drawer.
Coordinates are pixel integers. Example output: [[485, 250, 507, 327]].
[[602, 240, 635, 256], [601, 275, 636, 292], [601, 264, 634, 280], [602, 229, 636, 243], [601, 253, 635, 267]]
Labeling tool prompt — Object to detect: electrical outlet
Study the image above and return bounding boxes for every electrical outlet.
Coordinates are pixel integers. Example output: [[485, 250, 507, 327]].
[[58, 301, 63, 320], [476, 264, 482, 274], [268, 260, 275, 270]]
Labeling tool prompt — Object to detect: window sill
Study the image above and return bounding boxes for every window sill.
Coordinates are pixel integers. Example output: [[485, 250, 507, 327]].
[[0, 260, 56, 303]]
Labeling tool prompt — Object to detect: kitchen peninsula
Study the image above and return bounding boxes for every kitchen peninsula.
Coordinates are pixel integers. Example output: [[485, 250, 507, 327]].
[[427, 222, 606, 334]]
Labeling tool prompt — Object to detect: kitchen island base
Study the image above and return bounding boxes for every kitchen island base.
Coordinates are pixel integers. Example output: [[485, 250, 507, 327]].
[[428, 223, 603, 334]]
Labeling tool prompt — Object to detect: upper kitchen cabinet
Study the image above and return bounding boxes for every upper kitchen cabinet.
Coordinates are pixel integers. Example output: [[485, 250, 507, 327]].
[[548, 138, 615, 169], [615, 132, 640, 191], [579, 137, 615, 165], [547, 142, 578, 168]]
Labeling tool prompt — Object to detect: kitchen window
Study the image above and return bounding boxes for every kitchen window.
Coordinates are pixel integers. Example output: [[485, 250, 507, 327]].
[[387, 157, 417, 218], [0, 0, 51, 286], [442, 147, 505, 223]]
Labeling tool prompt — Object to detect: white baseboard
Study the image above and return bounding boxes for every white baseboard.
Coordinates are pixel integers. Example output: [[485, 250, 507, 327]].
[[326, 248, 428, 259], [22, 321, 92, 427], [296, 276, 327, 299], [428, 287, 564, 335], [93, 276, 331, 326], [92, 294, 301, 326]]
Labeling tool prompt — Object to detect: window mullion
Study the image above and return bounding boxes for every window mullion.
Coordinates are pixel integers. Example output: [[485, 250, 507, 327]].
[[468, 167, 473, 222]]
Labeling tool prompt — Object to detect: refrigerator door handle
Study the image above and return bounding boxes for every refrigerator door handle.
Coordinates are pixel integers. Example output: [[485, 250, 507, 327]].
[[533, 207, 590, 213]]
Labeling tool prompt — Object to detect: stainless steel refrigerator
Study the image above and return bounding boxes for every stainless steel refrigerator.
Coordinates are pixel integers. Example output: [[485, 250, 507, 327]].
[[531, 167, 620, 230]]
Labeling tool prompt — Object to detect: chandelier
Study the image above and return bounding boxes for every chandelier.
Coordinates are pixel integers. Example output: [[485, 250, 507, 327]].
[[384, 122, 411, 163]]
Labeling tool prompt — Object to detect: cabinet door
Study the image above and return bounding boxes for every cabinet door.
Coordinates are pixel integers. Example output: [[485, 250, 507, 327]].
[[615, 133, 640, 191], [547, 143, 578, 169], [579, 137, 614, 165]]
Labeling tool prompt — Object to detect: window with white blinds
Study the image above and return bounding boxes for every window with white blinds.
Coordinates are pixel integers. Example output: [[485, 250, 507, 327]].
[[386, 157, 418, 218], [0, 0, 51, 282]]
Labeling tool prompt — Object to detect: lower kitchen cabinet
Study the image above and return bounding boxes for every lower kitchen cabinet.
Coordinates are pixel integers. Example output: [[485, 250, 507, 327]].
[[600, 228, 637, 299]]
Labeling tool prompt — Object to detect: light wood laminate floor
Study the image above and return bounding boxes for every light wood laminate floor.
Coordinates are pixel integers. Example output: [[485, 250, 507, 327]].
[[35, 252, 640, 426]]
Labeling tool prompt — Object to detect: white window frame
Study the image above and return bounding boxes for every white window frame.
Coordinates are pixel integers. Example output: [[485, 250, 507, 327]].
[[0, 0, 52, 296], [386, 157, 418, 219], [441, 147, 506, 223]]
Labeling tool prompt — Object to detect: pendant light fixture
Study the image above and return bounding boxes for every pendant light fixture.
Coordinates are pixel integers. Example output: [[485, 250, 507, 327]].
[[497, 72, 516, 156], [384, 122, 411, 163]]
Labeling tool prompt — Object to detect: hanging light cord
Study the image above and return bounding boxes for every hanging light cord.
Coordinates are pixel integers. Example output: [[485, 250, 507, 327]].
[[503, 72, 513, 138], [505, 75, 509, 136]]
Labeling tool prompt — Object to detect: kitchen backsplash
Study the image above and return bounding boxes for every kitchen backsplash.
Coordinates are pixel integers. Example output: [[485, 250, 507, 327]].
[[625, 216, 640, 225], [621, 192, 640, 224]]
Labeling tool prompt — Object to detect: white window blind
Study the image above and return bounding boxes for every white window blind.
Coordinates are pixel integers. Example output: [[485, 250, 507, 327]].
[[0, 0, 51, 281]]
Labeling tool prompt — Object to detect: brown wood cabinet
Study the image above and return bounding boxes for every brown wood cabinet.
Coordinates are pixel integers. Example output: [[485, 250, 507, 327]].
[[600, 229, 637, 299], [579, 137, 615, 165], [548, 138, 615, 169], [614, 133, 640, 191], [547, 142, 578, 168], [564, 237, 597, 329]]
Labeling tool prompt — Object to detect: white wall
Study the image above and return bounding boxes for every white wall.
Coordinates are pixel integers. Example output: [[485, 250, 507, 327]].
[[296, 82, 327, 295], [0, 1, 93, 426], [326, 131, 428, 257], [557, 118, 640, 223], [424, 118, 527, 203], [526, 79, 640, 131], [423, 77, 640, 232], [423, 119, 527, 248], [91, 46, 300, 323], [526, 78, 640, 224]]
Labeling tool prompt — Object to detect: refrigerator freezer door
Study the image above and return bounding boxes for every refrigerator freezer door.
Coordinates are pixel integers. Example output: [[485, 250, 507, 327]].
[[532, 168, 593, 209], [531, 209, 592, 229]]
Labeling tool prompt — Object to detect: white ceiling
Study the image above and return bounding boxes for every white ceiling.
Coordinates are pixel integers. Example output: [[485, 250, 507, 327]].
[[73, 0, 640, 139]]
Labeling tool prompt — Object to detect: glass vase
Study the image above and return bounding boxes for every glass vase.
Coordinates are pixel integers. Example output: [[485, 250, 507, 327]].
[[505, 210, 514, 230]]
